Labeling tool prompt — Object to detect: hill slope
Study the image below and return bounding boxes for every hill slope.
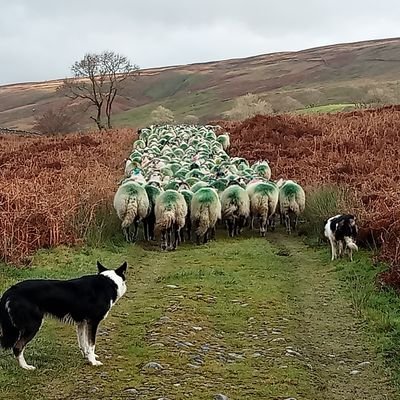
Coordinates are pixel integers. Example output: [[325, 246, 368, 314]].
[[1, 37, 399, 130]]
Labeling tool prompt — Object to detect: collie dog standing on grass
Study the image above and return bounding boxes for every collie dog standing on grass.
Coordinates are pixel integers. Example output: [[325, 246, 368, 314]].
[[0, 261, 127, 370], [324, 214, 358, 261]]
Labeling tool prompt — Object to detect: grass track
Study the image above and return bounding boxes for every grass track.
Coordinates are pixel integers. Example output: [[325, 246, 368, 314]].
[[0, 233, 398, 399]]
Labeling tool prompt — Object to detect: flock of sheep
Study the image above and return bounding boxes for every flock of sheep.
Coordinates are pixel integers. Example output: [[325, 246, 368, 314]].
[[113, 124, 306, 250]]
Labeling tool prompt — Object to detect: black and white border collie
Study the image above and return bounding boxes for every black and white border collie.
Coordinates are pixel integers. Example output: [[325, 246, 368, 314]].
[[324, 214, 358, 261], [0, 261, 127, 370]]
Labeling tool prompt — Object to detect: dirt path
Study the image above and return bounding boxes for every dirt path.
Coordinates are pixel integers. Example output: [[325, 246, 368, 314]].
[[0, 235, 397, 399]]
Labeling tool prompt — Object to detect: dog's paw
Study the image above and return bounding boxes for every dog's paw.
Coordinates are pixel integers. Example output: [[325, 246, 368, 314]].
[[90, 359, 103, 366], [22, 364, 36, 371]]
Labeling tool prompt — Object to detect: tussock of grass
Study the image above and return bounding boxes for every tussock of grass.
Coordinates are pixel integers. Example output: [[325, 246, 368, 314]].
[[300, 185, 355, 243]]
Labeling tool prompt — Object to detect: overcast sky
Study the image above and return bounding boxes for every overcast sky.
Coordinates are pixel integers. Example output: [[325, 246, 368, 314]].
[[1, 0, 400, 85]]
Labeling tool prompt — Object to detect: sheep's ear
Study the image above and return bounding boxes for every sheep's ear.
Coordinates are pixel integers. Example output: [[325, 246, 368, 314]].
[[97, 261, 108, 274], [115, 262, 128, 280]]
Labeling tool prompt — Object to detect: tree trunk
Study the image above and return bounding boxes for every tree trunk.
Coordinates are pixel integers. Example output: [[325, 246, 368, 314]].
[[106, 89, 117, 129], [90, 101, 104, 130]]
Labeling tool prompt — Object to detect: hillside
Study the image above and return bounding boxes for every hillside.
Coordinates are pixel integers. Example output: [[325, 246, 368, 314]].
[[1, 37, 400, 130]]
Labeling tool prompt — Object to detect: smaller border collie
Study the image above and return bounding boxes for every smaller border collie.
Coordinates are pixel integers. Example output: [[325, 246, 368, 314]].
[[324, 214, 358, 261], [0, 261, 127, 370]]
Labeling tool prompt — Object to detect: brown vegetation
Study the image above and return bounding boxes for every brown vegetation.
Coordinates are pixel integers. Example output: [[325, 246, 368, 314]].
[[0, 129, 135, 264]]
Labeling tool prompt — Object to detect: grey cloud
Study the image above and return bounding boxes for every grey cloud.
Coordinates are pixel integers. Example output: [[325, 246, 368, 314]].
[[1, 0, 399, 84]]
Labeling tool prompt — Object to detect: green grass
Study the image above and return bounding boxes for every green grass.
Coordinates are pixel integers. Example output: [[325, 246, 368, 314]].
[[0, 231, 399, 399], [297, 103, 356, 114]]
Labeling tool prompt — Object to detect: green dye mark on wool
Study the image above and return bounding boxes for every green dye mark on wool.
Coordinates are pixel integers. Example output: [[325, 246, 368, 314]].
[[281, 182, 300, 197], [255, 165, 270, 174], [161, 190, 181, 207], [196, 188, 218, 204], [123, 183, 143, 197], [225, 185, 243, 202], [253, 182, 276, 196]]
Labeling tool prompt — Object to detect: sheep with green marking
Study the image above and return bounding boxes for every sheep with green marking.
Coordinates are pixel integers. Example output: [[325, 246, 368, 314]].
[[191, 187, 221, 244], [155, 189, 188, 251], [217, 133, 230, 151], [252, 160, 271, 180], [246, 181, 279, 236], [277, 179, 306, 234], [220, 183, 250, 237], [113, 180, 149, 242]]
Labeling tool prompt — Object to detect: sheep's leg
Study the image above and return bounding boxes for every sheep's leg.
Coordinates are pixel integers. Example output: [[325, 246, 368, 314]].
[[269, 214, 276, 232], [284, 213, 291, 234], [172, 225, 180, 250], [161, 230, 167, 251], [250, 215, 254, 231], [143, 219, 149, 241], [210, 226, 216, 241], [292, 214, 298, 231], [167, 227, 172, 250], [196, 234, 202, 245], [203, 230, 208, 244], [187, 220, 192, 241], [180, 227, 185, 243], [260, 215, 267, 237], [122, 226, 130, 242], [227, 220, 234, 238], [239, 217, 246, 234], [132, 220, 139, 242], [149, 218, 156, 241]]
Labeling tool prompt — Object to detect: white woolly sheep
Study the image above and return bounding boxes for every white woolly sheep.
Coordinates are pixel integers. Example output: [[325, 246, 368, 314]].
[[278, 179, 305, 234], [191, 187, 221, 244], [155, 189, 188, 251], [217, 134, 230, 151], [113, 180, 149, 242], [220, 184, 250, 237], [252, 160, 271, 180], [246, 181, 279, 236]]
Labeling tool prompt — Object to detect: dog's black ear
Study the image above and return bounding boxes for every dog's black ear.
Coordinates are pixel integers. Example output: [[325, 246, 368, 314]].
[[115, 262, 128, 279], [97, 261, 108, 274]]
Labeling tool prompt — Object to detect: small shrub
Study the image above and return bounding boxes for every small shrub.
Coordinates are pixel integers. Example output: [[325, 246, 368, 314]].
[[151, 106, 175, 124], [224, 93, 273, 120]]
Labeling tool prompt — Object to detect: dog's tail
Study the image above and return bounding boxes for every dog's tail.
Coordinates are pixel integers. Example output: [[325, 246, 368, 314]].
[[0, 295, 19, 349], [344, 236, 359, 252]]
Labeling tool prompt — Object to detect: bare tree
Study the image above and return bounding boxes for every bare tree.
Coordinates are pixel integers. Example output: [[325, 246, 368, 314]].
[[58, 51, 139, 130], [151, 106, 175, 124], [302, 88, 323, 108]]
